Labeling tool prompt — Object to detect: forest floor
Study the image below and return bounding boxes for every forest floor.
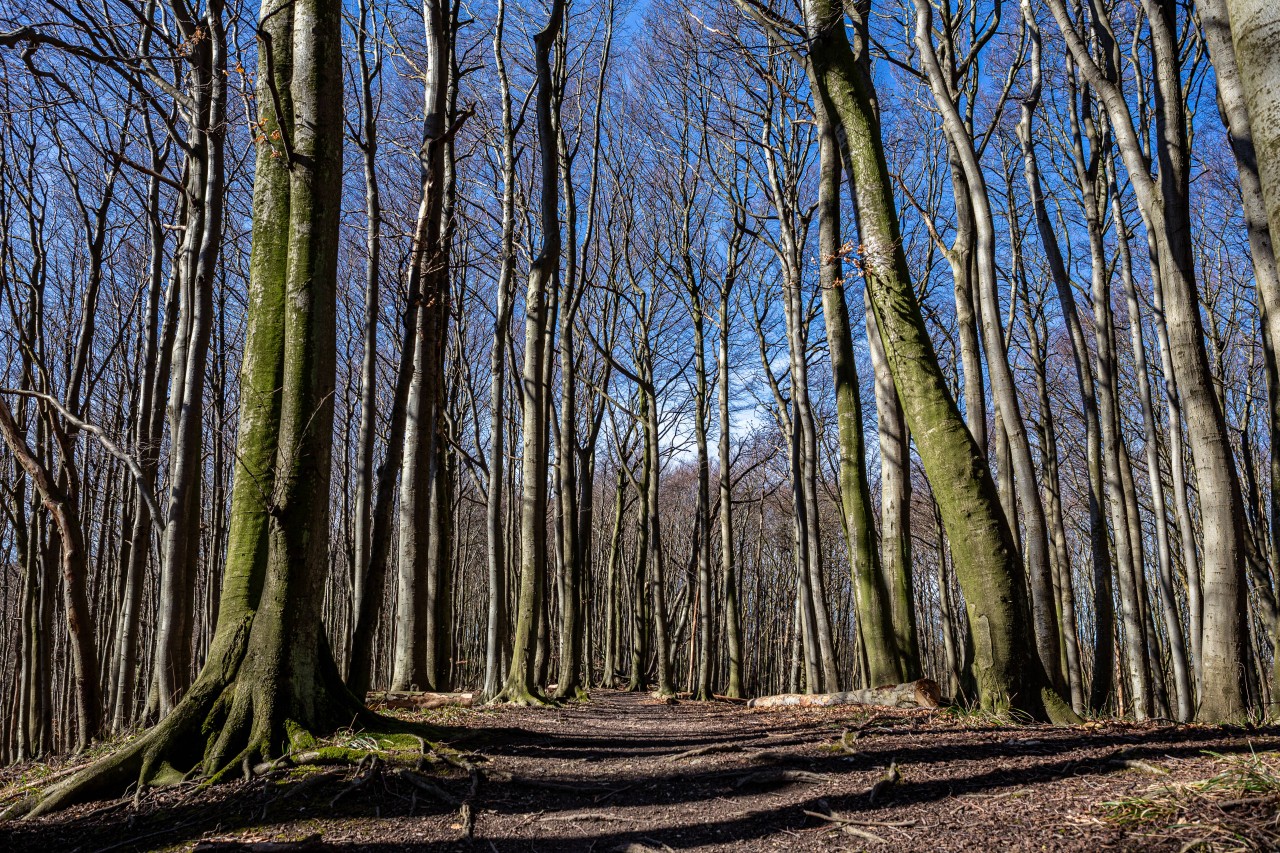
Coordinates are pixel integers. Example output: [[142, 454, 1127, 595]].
[[3, 689, 1280, 851]]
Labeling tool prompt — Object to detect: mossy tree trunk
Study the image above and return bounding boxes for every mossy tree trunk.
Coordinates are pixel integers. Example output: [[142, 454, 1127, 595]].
[[810, 85, 903, 688], [20, 0, 371, 815], [911, 0, 1062, 694], [801, 0, 1076, 722]]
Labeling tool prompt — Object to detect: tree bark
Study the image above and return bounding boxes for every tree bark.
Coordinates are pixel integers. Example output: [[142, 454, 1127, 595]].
[[500, 0, 564, 705], [801, 0, 1075, 721], [811, 85, 902, 687]]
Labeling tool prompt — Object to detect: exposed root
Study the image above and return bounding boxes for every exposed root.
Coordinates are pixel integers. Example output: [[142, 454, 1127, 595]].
[[551, 682, 586, 702], [395, 768, 459, 805], [9, 673, 443, 820], [1041, 687, 1084, 725], [329, 756, 382, 808]]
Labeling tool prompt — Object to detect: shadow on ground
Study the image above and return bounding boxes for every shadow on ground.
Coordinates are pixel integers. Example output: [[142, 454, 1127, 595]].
[[3, 692, 1278, 852]]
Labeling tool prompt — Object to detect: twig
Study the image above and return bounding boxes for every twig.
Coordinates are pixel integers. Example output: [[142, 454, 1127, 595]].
[[664, 742, 744, 761], [540, 811, 642, 823], [0, 388, 166, 529]]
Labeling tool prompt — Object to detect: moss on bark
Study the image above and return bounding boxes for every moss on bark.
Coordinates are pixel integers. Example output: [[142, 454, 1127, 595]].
[[802, 0, 1077, 723]]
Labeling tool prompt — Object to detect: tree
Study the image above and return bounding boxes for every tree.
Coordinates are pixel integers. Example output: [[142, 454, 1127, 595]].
[[499, 0, 566, 706], [10, 0, 375, 814], [1045, 0, 1251, 723], [800, 0, 1076, 721]]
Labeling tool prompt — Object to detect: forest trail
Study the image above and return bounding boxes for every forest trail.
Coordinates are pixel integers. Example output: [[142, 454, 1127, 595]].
[[3, 690, 1280, 851]]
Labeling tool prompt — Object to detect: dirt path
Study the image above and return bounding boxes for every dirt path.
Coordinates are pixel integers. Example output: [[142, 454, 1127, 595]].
[[3, 690, 1279, 851]]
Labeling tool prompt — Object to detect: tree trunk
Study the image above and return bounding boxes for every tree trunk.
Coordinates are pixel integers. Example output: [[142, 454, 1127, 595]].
[[20, 0, 372, 814], [718, 279, 744, 699], [803, 0, 1076, 722], [0, 400, 100, 750], [811, 85, 902, 687], [1016, 4, 1110, 713], [350, 0, 382, 652], [501, 0, 564, 705], [1046, 0, 1250, 722], [149, 8, 226, 718], [1110, 170, 1194, 721]]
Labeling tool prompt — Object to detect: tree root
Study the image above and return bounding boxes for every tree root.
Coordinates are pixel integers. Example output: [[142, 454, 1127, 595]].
[[6, 679, 445, 821], [394, 768, 459, 805], [329, 756, 382, 808], [1041, 687, 1084, 725], [250, 740, 427, 776]]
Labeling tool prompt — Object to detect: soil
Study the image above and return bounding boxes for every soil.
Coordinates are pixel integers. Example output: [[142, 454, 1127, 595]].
[[3, 689, 1279, 851]]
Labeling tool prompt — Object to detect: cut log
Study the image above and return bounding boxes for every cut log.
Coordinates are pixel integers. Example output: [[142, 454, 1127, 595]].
[[365, 691, 474, 710], [746, 679, 941, 710]]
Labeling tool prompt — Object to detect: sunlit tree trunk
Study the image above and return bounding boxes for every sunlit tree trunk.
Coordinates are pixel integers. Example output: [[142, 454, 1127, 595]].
[[23, 0, 367, 814], [501, 0, 564, 705], [811, 86, 901, 687], [802, 0, 1075, 721]]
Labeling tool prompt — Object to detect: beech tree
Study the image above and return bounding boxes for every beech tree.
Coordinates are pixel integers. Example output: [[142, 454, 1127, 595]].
[[5, 0, 375, 814]]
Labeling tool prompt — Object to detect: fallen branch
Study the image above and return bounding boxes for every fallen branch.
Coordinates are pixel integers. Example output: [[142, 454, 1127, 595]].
[[541, 811, 643, 823], [1105, 757, 1170, 776], [747, 680, 941, 710], [663, 743, 744, 761], [193, 836, 322, 852], [840, 825, 889, 845], [804, 809, 918, 829]]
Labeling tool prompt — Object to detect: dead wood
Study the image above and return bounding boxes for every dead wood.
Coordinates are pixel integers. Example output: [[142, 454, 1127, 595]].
[[663, 742, 744, 761], [193, 835, 322, 852], [365, 691, 474, 710], [747, 679, 942, 710], [840, 825, 889, 844], [541, 811, 643, 823], [804, 809, 918, 829]]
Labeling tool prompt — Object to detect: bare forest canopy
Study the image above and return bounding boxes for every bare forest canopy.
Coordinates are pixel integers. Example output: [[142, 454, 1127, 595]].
[[4, 0, 1280, 813]]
